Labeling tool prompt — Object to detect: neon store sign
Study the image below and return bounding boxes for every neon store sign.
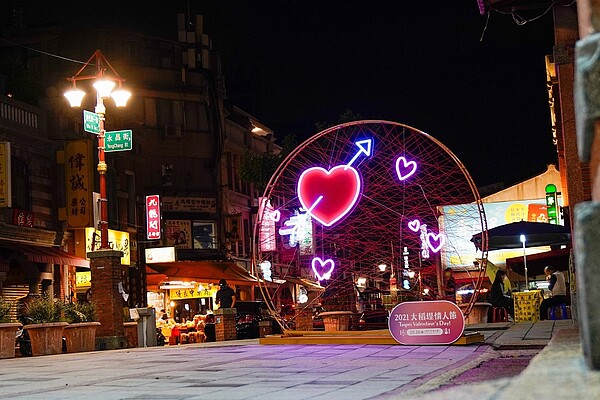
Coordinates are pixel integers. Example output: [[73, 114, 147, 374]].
[[407, 219, 446, 259]]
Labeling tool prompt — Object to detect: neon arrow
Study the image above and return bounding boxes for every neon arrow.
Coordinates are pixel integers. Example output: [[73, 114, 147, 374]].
[[346, 139, 373, 168]]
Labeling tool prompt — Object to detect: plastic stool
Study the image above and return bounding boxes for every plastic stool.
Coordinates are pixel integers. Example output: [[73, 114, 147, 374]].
[[549, 303, 568, 320], [491, 307, 508, 322]]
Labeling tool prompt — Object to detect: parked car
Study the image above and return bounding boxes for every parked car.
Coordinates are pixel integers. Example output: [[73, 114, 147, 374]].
[[358, 308, 389, 330], [235, 301, 281, 339]]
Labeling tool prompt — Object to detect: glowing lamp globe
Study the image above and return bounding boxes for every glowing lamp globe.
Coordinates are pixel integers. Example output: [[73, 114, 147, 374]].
[[93, 79, 116, 98], [111, 89, 132, 107], [64, 88, 86, 107]]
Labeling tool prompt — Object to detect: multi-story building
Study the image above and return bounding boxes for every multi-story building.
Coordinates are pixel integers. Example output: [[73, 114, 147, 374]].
[[0, 11, 276, 318]]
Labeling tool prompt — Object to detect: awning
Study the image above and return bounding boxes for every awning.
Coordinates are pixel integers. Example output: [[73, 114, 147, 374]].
[[0, 241, 90, 267], [283, 276, 325, 291], [506, 248, 571, 278], [146, 260, 259, 286]]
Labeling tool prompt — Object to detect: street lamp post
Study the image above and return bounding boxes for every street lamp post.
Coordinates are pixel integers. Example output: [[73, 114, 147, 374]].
[[64, 50, 131, 249], [520, 234, 528, 290]]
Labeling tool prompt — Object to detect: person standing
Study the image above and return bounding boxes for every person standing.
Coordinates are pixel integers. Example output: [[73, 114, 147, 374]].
[[216, 279, 236, 309], [540, 265, 567, 320]]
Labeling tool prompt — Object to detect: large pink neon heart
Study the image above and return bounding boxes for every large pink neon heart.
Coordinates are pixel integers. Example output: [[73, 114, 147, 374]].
[[311, 257, 335, 281], [427, 232, 446, 253], [297, 165, 361, 227], [395, 156, 418, 181]]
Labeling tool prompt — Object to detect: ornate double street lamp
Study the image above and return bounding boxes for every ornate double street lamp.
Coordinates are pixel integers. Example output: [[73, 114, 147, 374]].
[[64, 50, 131, 249]]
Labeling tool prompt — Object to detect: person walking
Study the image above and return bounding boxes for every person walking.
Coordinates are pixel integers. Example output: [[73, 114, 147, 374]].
[[540, 265, 567, 320], [216, 279, 236, 309]]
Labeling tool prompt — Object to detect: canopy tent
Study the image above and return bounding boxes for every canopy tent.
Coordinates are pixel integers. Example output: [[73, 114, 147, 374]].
[[146, 260, 259, 287], [471, 221, 571, 251], [283, 276, 325, 292], [506, 248, 570, 278], [0, 241, 90, 267]]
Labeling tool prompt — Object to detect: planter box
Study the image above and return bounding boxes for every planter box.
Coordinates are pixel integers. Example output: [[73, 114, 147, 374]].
[[124, 322, 138, 348], [0, 322, 22, 359], [64, 322, 101, 353], [24, 322, 68, 356], [320, 311, 353, 331]]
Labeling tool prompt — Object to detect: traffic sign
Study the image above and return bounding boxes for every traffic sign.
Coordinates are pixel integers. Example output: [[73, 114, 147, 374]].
[[105, 130, 133, 152], [83, 110, 101, 134]]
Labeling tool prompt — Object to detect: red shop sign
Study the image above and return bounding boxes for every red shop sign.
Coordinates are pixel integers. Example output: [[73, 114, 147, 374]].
[[146, 195, 161, 240], [388, 300, 465, 345]]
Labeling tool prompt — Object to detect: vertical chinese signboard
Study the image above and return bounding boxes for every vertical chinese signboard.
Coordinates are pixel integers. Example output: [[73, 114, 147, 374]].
[[146, 195, 161, 240], [0, 142, 11, 208], [65, 140, 94, 228], [545, 184, 558, 224]]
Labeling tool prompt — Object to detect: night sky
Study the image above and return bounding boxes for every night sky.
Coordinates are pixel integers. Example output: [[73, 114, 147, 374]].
[[21, 0, 558, 188]]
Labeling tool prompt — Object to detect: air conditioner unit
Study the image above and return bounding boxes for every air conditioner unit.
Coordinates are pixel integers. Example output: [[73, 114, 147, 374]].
[[164, 124, 183, 138]]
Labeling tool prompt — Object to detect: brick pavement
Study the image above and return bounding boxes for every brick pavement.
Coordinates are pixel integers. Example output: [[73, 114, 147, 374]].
[[0, 320, 580, 400]]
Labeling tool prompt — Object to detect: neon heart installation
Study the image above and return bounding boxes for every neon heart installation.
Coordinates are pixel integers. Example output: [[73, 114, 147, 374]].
[[427, 232, 446, 253], [408, 219, 420, 232], [395, 156, 418, 181], [311, 257, 335, 281], [297, 165, 361, 227]]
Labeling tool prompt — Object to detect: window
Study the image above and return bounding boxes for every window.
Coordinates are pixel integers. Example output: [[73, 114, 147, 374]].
[[193, 221, 217, 249], [126, 171, 136, 226], [11, 157, 29, 209]]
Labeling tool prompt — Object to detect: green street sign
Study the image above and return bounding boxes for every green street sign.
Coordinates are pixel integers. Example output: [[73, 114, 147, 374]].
[[83, 110, 101, 134], [105, 130, 133, 152]]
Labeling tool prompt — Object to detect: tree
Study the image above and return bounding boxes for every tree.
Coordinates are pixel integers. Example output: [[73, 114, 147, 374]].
[[315, 109, 362, 132], [239, 134, 298, 193]]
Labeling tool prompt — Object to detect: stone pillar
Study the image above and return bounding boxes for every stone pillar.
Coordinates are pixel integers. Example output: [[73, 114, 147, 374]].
[[214, 308, 236, 341], [575, 202, 600, 369], [295, 309, 313, 331], [88, 249, 127, 350]]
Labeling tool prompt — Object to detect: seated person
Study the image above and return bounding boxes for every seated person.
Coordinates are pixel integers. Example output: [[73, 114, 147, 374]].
[[540, 265, 567, 320], [443, 267, 457, 301], [489, 270, 514, 317]]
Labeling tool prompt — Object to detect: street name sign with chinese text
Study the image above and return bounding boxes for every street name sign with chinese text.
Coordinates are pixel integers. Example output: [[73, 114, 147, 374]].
[[105, 130, 133, 152], [83, 110, 101, 134]]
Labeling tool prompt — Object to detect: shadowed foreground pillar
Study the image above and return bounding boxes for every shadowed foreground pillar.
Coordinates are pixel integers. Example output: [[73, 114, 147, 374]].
[[88, 249, 127, 350]]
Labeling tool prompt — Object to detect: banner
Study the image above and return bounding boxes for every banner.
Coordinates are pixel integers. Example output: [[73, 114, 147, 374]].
[[65, 140, 94, 228]]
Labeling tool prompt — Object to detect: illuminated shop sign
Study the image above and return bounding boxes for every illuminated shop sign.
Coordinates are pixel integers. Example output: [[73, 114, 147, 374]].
[[407, 219, 447, 259], [146, 195, 161, 240]]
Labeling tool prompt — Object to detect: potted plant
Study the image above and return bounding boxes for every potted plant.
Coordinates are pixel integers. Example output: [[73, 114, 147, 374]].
[[0, 297, 22, 359], [21, 295, 67, 356], [63, 302, 100, 353]]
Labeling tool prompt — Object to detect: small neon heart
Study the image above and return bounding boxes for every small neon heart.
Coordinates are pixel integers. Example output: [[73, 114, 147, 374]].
[[427, 232, 446, 253], [408, 219, 420, 232], [311, 257, 335, 281], [395, 156, 418, 181]]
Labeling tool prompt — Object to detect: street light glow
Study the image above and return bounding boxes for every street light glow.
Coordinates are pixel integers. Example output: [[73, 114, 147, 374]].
[[64, 50, 131, 249], [93, 79, 116, 98], [64, 88, 86, 107]]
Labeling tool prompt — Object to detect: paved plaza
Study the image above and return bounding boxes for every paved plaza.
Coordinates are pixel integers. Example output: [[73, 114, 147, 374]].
[[0, 320, 596, 400]]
